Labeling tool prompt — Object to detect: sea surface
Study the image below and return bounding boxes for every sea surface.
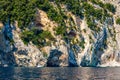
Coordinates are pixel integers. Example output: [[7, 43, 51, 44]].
[[0, 67, 120, 80]]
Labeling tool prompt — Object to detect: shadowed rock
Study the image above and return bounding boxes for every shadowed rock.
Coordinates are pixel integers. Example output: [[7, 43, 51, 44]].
[[47, 49, 63, 67]]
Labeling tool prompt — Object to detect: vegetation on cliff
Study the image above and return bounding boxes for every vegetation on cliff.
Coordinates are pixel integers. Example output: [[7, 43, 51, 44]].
[[21, 28, 54, 47], [116, 18, 120, 25], [0, 0, 116, 47]]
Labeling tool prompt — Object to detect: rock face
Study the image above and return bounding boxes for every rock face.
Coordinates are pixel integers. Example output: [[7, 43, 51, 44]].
[[99, 0, 120, 67], [46, 49, 68, 67], [1, 0, 120, 67], [0, 20, 46, 67]]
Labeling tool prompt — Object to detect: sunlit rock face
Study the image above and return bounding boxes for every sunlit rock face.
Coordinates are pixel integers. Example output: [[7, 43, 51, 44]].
[[1, 0, 120, 67], [0, 21, 46, 67], [99, 0, 120, 67]]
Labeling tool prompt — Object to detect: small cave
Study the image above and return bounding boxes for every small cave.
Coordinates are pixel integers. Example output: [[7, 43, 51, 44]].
[[68, 30, 77, 38], [46, 49, 63, 67]]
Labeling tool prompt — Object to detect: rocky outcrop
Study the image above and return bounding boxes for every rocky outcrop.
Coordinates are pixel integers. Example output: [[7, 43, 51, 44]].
[[0, 20, 47, 67], [0, 20, 16, 67], [46, 49, 68, 67], [1, 0, 120, 67]]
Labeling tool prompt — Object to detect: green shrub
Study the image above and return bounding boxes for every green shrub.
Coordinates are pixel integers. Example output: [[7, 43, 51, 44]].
[[0, 0, 38, 28], [43, 52, 48, 58], [0, 0, 64, 28], [55, 26, 66, 35], [39, 30, 54, 40], [105, 3, 116, 13], [116, 18, 120, 25], [21, 30, 35, 44], [21, 29, 54, 46], [79, 39, 85, 49]]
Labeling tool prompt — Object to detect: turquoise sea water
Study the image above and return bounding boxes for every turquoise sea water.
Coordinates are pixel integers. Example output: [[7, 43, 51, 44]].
[[0, 67, 120, 80]]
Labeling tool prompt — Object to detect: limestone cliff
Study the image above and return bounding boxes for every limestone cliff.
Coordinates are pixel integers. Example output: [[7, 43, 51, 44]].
[[0, 0, 120, 67]]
